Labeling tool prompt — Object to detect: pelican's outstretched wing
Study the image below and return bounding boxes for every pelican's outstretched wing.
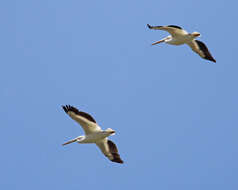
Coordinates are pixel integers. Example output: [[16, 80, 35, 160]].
[[96, 139, 123, 164], [187, 40, 216, 62], [147, 24, 188, 37], [62, 105, 102, 134]]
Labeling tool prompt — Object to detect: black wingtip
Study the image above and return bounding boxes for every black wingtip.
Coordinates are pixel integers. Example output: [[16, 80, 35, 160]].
[[203, 54, 216, 63], [111, 157, 124, 164], [195, 40, 216, 63], [147, 24, 152, 29], [62, 105, 68, 113], [204, 56, 216, 63], [62, 105, 78, 114], [62, 105, 97, 123], [108, 140, 124, 164], [205, 53, 216, 63]]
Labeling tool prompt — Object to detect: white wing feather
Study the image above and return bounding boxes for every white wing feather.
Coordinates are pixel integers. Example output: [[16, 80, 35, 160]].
[[62, 105, 102, 135], [147, 24, 188, 37]]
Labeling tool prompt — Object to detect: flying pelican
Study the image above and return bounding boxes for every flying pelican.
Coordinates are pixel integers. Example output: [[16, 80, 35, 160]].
[[147, 24, 216, 63], [62, 105, 123, 164]]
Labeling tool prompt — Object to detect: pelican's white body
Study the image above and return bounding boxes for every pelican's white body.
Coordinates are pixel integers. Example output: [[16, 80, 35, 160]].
[[161, 29, 197, 45], [76, 130, 114, 144], [165, 34, 194, 45]]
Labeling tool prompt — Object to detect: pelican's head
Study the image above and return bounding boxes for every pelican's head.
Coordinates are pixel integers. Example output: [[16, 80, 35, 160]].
[[62, 136, 84, 146], [191, 31, 201, 38], [105, 128, 116, 135]]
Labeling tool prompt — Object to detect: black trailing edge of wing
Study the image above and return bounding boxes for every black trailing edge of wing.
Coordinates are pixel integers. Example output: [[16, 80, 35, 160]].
[[108, 140, 124, 164], [62, 105, 97, 123], [167, 25, 183, 29], [147, 24, 182, 30], [195, 40, 216, 63]]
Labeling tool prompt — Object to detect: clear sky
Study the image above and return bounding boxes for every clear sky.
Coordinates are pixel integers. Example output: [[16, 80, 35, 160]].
[[2, 0, 238, 189]]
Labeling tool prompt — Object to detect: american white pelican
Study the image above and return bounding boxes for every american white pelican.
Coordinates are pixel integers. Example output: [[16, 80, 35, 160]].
[[62, 105, 123, 164], [147, 24, 216, 63]]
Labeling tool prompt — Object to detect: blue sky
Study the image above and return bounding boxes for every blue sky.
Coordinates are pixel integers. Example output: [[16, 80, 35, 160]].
[[2, 0, 238, 189]]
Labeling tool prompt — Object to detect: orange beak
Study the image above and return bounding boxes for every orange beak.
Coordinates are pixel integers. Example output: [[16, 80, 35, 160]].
[[62, 138, 77, 146], [151, 40, 165, 45]]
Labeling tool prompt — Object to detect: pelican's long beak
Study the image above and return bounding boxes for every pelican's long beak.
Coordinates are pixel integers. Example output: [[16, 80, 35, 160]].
[[151, 40, 165, 45], [62, 138, 78, 146]]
